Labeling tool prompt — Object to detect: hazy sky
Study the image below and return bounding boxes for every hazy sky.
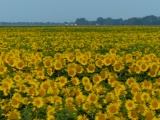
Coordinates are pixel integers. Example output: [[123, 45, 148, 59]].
[[0, 0, 160, 22]]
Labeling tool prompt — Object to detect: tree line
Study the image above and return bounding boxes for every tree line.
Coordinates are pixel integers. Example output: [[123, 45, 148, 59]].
[[1, 15, 160, 26], [0, 22, 67, 26], [75, 15, 160, 25]]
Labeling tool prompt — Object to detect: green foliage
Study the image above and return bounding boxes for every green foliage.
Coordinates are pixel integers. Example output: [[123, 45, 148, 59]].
[[119, 103, 128, 119], [21, 106, 34, 120], [0, 110, 6, 120], [54, 109, 77, 120]]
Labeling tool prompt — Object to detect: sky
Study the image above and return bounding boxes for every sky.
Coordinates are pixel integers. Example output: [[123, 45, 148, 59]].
[[0, 0, 160, 23]]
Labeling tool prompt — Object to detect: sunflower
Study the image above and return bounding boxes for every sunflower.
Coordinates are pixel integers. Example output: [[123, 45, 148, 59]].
[[10, 98, 20, 108], [107, 103, 119, 115], [126, 59, 134, 68], [99, 70, 108, 80], [12, 93, 22, 100], [67, 63, 76, 68], [33, 97, 44, 108], [82, 102, 91, 111], [84, 51, 92, 59], [130, 83, 141, 94], [47, 87, 59, 96], [40, 81, 51, 90], [38, 89, 46, 97], [13, 74, 22, 83], [57, 76, 68, 88], [54, 60, 62, 70], [111, 80, 120, 88], [100, 55, 105, 61], [126, 77, 136, 87], [137, 104, 147, 115], [54, 53, 62, 59], [141, 80, 152, 90], [150, 62, 159, 71], [134, 66, 141, 74], [65, 97, 74, 105], [1, 79, 12, 90], [16, 59, 25, 70], [76, 54, 82, 62], [95, 53, 101, 60], [76, 64, 84, 73], [125, 100, 136, 111], [77, 114, 89, 120], [36, 70, 45, 79], [87, 93, 98, 104], [113, 63, 123, 72], [126, 53, 133, 60], [128, 109, 138, 120], [22, 97, 29, 105], [141, 92, 151, 102], [150, 99, 160, 110], [95, 59, 103, 68], [108, 77, 116, 86], [82, 76, 90, 85], [76, 94, 86, 104], [66, 53, 75, 62], [65, 103, 76, 111], [67, 67, 76, 77], [95, 112, 106, 120], [47, 116, 55, 120], [140, 62, 149, 72], [133, 93, 141, 102], [148, 69, 157, 77], [136, 59, 142, 66], [154, 78, 160, 88], [27, 87, 36, 96], [71, 77, 80, 85], [87, 64, 95, 73], [144, 110, 154, 120], [7, 109, 21, 120], [36, 52, 43, 60], [73, 88, 82, 96], [47, 67, 54, 76], [80, 58, 88, 66], [92, 74, 102, 84], [109, 48, 117, 55], [153, 82, 160, 89], [1, 80, 12, 96], [47, 106, 55, 119], [0, 65, 7, 75], [104, 57, 111, 66], [110, 57, 116, 65], [43, 56, 53, 68], [7, 58, 16, 67], [128, 66, 135, 74], [84, 82, 92, 91], [29, 54, 37, 65], [115, 86, 126, 96]]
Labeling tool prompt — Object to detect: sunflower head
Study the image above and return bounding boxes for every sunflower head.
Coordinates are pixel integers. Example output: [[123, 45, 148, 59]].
[[33, 97, 44, 108]]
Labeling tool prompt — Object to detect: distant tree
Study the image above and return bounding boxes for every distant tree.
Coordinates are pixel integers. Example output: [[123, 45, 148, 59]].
[[124, 17, 143, 25], [112, 18, 123, 25], [104, 17, 114, 25], [75, 18, 89, 25], [143, 15, 159, 25], [96, 17, 105, 25]]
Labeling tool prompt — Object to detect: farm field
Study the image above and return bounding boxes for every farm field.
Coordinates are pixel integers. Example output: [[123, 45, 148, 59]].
[[0, 26, 160, 120]]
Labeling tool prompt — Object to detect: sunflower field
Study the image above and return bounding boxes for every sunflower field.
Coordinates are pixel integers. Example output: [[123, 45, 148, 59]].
[[0, 26, 160, 120]]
